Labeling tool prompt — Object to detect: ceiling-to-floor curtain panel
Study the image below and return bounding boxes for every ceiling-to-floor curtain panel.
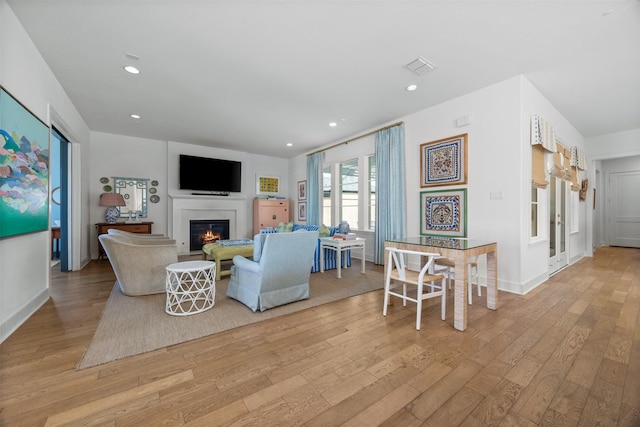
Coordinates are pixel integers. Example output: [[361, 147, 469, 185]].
[[374, 124, 406, 264], [306, 152, 323, 226]]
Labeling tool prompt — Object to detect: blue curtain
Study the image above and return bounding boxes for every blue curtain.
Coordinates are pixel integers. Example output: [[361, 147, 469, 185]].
[[306, 152, 323, 226], [375, 125, 405, 264]]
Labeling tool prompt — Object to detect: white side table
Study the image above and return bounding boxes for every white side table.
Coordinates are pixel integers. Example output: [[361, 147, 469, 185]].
[[320, 237, 366, 279], [165, 260, 216, 316]]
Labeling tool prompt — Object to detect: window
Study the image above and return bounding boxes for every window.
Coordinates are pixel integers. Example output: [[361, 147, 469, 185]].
[[368, 155, 376, 230], [339, 159, 359, 229], [322, 165, 332, 226], [323, 155, 375, 231]]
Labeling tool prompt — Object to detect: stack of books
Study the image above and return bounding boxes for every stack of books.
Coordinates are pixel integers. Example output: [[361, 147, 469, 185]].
[[333, 233, 356, 240]]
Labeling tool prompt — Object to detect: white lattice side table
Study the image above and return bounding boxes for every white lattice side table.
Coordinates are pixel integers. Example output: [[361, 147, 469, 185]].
[[165, 260, 216, 316]]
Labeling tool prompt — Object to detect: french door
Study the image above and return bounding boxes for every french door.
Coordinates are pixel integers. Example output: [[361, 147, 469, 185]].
[[549, 177, 569, 274]]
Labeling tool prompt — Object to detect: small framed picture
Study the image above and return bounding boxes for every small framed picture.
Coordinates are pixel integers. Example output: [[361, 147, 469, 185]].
[[256, 175, 280, 195], [420, 133, 468, 187], [298, 202, 307, 221], [420, 188, 467, 237], [298, 180, 307, 201]]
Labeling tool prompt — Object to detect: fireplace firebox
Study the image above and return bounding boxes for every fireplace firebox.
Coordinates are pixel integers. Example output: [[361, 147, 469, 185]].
[[189, 220, 230, 251]]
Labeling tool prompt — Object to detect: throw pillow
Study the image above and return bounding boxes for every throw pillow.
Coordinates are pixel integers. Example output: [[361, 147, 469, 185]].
[[317, 224, 331, 237], [276, 222, 294, 232]]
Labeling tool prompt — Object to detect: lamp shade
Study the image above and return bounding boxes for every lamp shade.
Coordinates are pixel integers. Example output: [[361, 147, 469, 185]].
[[99, 193, 126, 207]]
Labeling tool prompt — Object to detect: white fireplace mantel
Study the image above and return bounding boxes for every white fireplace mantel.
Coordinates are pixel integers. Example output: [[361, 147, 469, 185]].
[[168, 194, 248, 255]]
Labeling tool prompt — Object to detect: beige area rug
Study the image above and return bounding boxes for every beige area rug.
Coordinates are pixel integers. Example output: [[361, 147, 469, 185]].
[[77, 266, 383, 369]]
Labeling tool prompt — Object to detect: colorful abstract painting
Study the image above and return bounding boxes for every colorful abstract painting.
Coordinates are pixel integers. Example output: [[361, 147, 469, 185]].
[[256, 175, 279, 195], [0, 87, 50, 239], [420, 134, 467, 187], [420, 189, 467, 237]]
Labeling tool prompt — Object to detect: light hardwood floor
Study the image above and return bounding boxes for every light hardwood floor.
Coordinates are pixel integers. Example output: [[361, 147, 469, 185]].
[[1, 247, 639, 426]]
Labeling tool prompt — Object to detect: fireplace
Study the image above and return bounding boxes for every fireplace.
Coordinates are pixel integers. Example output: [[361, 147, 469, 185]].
[[169, 194, 247, 255], [190, 220, 230, 251]]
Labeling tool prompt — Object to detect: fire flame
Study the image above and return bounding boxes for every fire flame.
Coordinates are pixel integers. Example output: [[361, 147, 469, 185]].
[[202, 230, 221, 244]]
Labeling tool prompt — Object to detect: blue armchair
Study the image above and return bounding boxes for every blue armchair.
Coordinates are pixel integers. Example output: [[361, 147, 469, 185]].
[[226, 231, 319, 312]]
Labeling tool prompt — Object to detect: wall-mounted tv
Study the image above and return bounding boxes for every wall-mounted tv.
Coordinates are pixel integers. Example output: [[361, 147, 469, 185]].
[[179, 154, 242, 193]]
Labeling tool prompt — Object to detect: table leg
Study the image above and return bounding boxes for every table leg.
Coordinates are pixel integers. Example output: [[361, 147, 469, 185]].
[[453, 258, 468, 331], [336, 247, 342, 279], [320, 245, 325, 273], [215, 258, 222, 281], [360, 243, 365, 273], [486, 250, 498, 310]]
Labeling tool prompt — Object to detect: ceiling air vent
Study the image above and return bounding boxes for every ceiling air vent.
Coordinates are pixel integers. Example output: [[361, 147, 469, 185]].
[[404, 57, 436, 75]]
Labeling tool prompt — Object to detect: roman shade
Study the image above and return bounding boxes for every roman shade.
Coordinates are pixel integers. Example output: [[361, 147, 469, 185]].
[[530, 115, 556, 189]]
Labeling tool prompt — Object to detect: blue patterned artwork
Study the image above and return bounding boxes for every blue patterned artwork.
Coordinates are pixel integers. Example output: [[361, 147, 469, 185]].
[[420, 134, 467, 187], [0, 87, 50, 239], [420, 189, 467, 237]]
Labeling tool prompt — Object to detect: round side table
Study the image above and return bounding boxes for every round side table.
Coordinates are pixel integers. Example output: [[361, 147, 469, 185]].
[[165, 260, 216, 316]]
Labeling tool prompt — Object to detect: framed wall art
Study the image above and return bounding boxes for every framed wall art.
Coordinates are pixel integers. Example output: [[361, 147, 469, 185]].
[[298, 180, 307, 201], [256, 175, 280, 195], [0, 86, 50, 239], [298, 202, 307, 221], [420, 188, 467, 237], [420, 133, 468, 187]]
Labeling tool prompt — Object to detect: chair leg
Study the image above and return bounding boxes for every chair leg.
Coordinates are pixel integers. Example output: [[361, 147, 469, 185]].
[[402, 283, 407, 307], [416, 283, 422, 330], [441, 277, 446, 320], [383, 277, 390, 316]]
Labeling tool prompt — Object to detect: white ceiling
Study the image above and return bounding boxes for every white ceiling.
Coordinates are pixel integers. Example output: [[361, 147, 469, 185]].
[[7, 1, 640, 158]]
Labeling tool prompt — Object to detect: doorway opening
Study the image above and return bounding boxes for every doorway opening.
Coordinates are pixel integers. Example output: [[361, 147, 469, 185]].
[[51, 128, 71, 272]]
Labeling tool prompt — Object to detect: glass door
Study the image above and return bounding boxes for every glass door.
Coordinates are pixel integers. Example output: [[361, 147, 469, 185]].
[[549, 177, 569, 274]]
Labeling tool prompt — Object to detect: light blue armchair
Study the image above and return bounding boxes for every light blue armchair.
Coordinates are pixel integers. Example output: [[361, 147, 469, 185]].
[[226, 231, 319, 312]]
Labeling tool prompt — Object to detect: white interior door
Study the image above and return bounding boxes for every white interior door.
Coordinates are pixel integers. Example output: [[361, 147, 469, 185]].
[[609, 171, 640, 248], [549, 177, 569, 274]]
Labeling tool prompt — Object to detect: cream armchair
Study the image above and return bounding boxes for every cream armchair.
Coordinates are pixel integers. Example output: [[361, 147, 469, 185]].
[[107, 229, 169, 239], [99, 234, 178, 296]]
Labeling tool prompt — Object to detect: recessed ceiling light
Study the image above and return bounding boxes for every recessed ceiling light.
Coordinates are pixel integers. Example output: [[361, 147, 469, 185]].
[[124, 65, 140, 74], [286, 142, 293, 147], [406, 84, 418, 91], [130, 114, 141, 119], [329, 122, 337, 127]]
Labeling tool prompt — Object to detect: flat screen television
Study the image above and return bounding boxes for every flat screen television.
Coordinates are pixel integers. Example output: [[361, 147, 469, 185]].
[[179, 154, 242, 193]]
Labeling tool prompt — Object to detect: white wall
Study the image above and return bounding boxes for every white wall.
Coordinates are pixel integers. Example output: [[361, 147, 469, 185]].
[[586, 128, 640, 160], [87, 137, 290, 258], [1, 0, 90, 342], [404, 77, 524, 292], [289, 75, 589, 294], [89, 132, 169, 258]]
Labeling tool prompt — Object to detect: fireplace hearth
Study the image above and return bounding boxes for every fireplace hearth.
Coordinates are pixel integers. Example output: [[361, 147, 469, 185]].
[[190, 220, 230, 251]]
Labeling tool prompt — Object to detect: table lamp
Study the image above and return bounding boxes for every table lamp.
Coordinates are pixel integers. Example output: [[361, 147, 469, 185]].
[[99, 193, 126, 224]]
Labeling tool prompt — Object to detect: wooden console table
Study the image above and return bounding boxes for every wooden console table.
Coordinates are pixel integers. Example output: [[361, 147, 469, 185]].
[[96, 222, 154, 259]]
